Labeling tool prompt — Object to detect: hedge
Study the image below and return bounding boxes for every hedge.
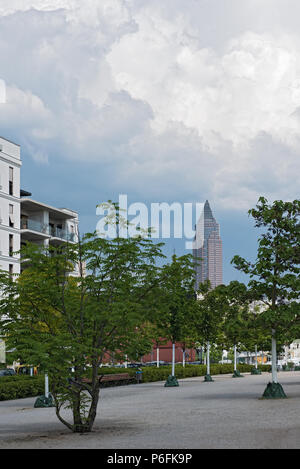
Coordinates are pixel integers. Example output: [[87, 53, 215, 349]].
[[135, 363, 271, 383], [0, 375, 45, 401], [96, 363, 272, 383], [0, 364, 272, 401]]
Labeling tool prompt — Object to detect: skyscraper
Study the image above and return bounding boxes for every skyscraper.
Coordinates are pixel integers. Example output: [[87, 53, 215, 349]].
[[193, 200, 222, 290]]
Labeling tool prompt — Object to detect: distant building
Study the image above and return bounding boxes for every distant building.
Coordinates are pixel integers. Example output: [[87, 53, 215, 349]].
[[193, 200, 222, 290]]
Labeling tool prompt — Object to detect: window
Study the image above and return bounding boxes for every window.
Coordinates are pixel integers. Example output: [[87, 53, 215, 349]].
[[21, 215, 28, 229], [9, 234, 13, 257], [9, 204, 14, 227], [9, 167, 13, 196]]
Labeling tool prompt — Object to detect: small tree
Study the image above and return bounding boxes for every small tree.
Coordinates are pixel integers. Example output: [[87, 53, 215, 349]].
[[222, 281, 253, 378], [232, 197, 300, 398], [158, 254, 196, 387], [0, 219, 165, 432], [193, 281, 226, 382], [240, 301, 272, 373]]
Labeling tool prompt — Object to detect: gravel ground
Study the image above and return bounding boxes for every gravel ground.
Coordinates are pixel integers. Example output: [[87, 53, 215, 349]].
[[0, 371, 300, 449]]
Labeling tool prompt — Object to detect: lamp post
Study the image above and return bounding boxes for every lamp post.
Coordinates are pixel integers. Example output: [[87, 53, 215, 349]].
[[232, 344, 243, 378], [165, 342, 179, 387], [204, 341, 213, 382], [34, 372, 55, 408], [251, 345, 261, 375]]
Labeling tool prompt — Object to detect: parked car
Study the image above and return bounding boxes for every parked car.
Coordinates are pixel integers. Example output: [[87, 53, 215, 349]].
[[0, 368, 16, 377]]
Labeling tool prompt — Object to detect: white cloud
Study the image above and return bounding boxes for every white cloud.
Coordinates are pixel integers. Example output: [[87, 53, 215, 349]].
[[0, 0, 299, 210]]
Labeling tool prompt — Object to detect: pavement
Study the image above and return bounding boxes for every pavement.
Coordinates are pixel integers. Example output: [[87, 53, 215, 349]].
[[1, 371, 300, 449]]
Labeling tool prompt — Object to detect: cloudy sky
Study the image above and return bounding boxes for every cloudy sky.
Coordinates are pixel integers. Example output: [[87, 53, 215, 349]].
[[0, 0, 299, 282]]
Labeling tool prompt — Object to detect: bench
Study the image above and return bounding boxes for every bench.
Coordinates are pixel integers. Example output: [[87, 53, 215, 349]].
[[83, 373, 136, 387]]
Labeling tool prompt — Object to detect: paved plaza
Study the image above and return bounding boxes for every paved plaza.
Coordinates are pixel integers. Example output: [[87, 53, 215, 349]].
[[1, 371, 300, 449]]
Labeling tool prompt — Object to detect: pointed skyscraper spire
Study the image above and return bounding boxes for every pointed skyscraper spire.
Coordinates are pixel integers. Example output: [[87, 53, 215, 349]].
[[204, 200, 214, 219], [193, 200, 222, 290]]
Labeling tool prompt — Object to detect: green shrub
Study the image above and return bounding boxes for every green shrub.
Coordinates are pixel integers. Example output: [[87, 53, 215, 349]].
[[0, 375, 44, 401], [0, 363, 272, 401], [134, 363, 271, 382]]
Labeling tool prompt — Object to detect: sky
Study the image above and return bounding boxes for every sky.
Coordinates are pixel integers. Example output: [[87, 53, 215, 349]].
[[0, 0, 299, 283]]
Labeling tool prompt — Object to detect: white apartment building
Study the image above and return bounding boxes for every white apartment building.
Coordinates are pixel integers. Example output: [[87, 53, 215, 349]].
[[0, 137, 21, 277], [0, 136, 80, 363], [0, 136, 79, 277]]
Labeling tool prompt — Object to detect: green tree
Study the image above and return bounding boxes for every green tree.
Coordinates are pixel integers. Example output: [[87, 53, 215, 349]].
[[193, 281, 226, 381], [232, 197, 300, 397], [239, 302, 272, 372], [222, 281, 253, 377], [0, 222, 165, 432], [157, 254, 196, 386]]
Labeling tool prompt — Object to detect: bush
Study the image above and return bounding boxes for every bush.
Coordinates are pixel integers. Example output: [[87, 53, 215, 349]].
[[0, 375, 45, 401], [0, 363, 272, 401], [134, 363, 271, 382]]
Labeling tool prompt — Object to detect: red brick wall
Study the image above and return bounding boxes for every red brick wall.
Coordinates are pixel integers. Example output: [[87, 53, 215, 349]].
[[142, 341, 196, 363]]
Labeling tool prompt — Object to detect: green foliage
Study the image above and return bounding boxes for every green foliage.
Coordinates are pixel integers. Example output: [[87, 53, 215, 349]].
[[194, 281, 226, 344], [0, 375, 44, 401], [0, 204, 167, 432], [130, 363, 271, 382], [231, 197, 300, 386], [209, 346, 223, 363], [0, 364, 273, 401], [232, 197, 300, 339], [156, 254, 197, 345]]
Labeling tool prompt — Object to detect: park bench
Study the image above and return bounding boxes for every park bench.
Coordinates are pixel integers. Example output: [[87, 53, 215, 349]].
[[83, 373, 136, 387]]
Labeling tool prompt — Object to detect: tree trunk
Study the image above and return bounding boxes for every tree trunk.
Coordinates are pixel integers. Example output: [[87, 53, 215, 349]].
[[255, 345, 258, 369], [72, 391, 84, 431], [85, 385, 100, 432], [45, 374, 49, 398], [234, 344, 237, 372], [207, 342, 210, 375], [272, 329, 278, 383], [172, 343, 175, 376]]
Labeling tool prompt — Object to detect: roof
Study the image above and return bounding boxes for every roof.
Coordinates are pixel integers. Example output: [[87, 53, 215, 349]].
[[204, 200, 214, 219], [21, 198, 78, 220], [20, 189, 32, 197], [0, 136, 20, 147]]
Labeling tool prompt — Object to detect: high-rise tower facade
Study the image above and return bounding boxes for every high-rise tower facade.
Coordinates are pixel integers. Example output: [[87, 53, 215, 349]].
[[193, 200, 222, 290]]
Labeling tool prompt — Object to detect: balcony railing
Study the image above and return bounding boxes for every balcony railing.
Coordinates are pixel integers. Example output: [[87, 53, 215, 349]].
[[21, 219, 49, 235], [50, 227, 75, 242], [21, 219, 75, 242]]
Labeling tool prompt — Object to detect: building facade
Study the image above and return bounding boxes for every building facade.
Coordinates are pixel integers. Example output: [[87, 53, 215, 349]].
[[0, 137, 21, 278], [0, 136, 79, 276], [193, 200, 222, 290], [0, 136, 80, 363]]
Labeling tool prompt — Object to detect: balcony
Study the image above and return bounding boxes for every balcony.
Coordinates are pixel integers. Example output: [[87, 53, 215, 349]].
[[21, 219, 75, 244], [49, 226, 76, 244], [20, 218, 50, 242]]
